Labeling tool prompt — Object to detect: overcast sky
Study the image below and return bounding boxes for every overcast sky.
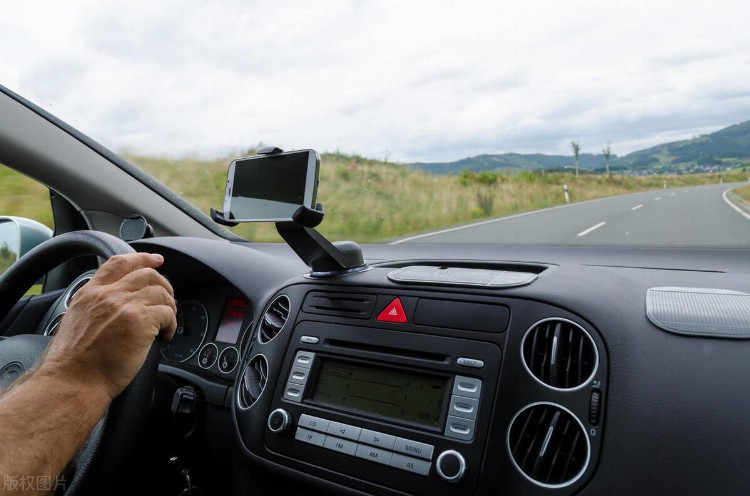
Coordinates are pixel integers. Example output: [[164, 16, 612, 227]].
[[2, 0, 749, 162]]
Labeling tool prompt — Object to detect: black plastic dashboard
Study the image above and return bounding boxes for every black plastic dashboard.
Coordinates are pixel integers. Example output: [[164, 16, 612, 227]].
[[137, 237, 750, 496]]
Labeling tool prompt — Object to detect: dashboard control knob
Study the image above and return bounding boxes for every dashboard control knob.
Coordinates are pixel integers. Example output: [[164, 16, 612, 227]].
[[436, 450, 467, 483], [267, 408, 293, 434]]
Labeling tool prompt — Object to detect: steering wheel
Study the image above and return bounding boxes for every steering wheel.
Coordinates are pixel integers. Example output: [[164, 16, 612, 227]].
[[0, 231, 160, 495]]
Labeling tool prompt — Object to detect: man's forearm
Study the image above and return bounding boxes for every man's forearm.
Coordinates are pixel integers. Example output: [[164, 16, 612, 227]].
[[0, 366, 110, 495]]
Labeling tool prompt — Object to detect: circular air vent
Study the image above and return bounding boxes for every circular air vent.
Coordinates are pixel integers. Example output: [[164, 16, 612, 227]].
[[237, 354, 268, 410], [507, 402, 590, 488], [522, 318, 598, 390], [64, 275, 92, 308], [44, 313, 65, 336], [258, 295, 290, 343]]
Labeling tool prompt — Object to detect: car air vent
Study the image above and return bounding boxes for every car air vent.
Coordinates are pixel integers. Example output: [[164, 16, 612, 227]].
[[522, 318, 597, 390], [64, 275, 92, 308], [388, 266, 537, 288], [258, 295, 290, 343], [238, 355, 268, 409], [44, 313, 65, 336], [302, 291, 377, 319], [508, 403, 590, 488]]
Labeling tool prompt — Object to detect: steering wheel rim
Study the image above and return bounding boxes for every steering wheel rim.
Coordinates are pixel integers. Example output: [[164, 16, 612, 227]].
[[0, 230, 159, 495]]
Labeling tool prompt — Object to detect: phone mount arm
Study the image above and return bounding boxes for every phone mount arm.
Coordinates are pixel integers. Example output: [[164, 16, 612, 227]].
[[211, 146, 368, 277], [276, 205, 366, 275]]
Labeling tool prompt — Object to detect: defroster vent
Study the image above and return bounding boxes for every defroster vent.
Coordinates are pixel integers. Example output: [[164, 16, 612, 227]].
[[258, 295, 290, 343], [522, 318, 598, 390], [238, 355, 268, 409], [508, 403, 590, 488]]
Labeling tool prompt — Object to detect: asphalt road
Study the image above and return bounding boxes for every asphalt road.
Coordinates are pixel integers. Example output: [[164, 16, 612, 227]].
[[393, 183, 750, 247]]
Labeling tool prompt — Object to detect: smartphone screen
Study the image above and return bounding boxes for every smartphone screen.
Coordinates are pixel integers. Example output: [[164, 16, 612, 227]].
[[224, 149, 319, 222]]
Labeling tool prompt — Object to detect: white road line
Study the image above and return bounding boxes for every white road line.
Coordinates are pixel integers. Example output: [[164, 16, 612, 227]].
[[631, 204, 643, 211], [670, 193, 676, 196], [389, 193, 619, 244], [722, 188, 750, 222], [576, 222, 606, 237], [654, 197, 662, 201]]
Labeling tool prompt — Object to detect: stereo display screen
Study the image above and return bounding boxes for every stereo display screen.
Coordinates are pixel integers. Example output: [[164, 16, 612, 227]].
[[310, 358, 449, 428]]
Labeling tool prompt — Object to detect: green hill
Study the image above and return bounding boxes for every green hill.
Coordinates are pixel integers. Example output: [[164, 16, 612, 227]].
[[611, 121, 750, 173], [411, 152, 609, 174], [410, 120, 750, 175]]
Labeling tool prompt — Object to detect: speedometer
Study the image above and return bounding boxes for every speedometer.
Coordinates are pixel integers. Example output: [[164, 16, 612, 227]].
[[161, 300, 208, 362]]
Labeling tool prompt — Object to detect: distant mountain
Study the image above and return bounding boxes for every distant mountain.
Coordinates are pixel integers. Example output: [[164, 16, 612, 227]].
[[410, 120, 750, 175], [610, 120, 750, 173], [411, 152, 610, 174]]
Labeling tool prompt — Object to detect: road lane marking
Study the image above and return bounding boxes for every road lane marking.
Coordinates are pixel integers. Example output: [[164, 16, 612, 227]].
[[631, 204, 643, 211], [670, 193, 676, 196], [722, 188, 750, 222], [389, 183, 746, 244], [576, 222, 606, 237], [654, 197, 662, 201]]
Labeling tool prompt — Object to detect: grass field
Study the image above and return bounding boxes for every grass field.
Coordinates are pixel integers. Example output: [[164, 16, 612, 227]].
[[2, 154, 749, 244], [733, 184, 750, 203]]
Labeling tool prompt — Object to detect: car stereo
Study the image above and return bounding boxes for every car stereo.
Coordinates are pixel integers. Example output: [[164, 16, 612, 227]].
[[259, 320, 502, 496]]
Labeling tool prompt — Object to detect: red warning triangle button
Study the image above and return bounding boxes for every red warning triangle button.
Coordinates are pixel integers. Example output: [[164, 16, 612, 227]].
[[377, 298, 408, 323]]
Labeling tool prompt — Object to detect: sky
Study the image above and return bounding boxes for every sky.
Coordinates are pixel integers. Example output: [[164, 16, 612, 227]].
[[1, 0, 750, 163]]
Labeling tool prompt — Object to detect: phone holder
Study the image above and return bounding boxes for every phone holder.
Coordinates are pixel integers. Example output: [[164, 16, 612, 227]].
[[211, 146, 368, 277]]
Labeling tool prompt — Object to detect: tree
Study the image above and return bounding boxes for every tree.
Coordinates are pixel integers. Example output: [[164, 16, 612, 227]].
[[571, 141, 581, 177], [603, 144, 612, 178]]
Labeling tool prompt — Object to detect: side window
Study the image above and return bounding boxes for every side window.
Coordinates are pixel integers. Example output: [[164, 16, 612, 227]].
[[0, 164, 54, 279]]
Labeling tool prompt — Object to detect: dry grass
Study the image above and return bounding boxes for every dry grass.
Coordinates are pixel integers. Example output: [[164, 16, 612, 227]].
[[733, 184, 750, 203], [2, 156, 747, 245], [128, 153, 746, 242]]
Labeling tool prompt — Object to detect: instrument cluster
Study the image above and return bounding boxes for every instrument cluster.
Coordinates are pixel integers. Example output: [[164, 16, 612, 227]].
[[160, 288, 252, 379]]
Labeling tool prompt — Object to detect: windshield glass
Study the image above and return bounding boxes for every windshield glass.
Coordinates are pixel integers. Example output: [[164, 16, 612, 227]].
[[4, 1, 750, 247]]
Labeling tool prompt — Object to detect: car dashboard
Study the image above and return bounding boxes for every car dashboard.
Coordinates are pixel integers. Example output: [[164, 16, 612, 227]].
[[134, 236, 750, 496]]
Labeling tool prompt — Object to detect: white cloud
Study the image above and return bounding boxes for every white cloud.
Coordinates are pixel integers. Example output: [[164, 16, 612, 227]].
[[1, 0, 750, 162]]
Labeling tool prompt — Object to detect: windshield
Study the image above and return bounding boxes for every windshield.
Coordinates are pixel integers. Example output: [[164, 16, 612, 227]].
[[4, 1, 750, 247]]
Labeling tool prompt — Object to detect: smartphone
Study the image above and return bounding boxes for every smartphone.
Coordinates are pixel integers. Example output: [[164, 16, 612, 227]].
[[223, 149, 320, 222]]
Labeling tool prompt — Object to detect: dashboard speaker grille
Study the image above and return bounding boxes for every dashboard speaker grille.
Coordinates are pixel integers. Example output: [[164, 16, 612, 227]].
[[522, 318, 597, 390], [238, 355, 267, 409], [508, 403, 590, 488], [258, 295, 290, 343]]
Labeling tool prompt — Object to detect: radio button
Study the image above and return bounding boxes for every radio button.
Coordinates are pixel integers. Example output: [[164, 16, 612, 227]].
[[436, 450, 468, 483], [452, 376, 483, 399], [457, 357, 485, 369], [283, 382, 304, 402], [355, 444, 393, 466], [295, 427, 326, 447], [327, 421, 362, 441], [445, 415, 476, 441], [298, 414, 329, 433], [394, 438, 434, 461], [390, 453, 431, 476], [288, 366, 310, 385], [449, 396, 479, 420], [323, 435, 358, 456], [358, 429, 396, 450], [294, 351, 315, 369], [300, 335, 320, 344]]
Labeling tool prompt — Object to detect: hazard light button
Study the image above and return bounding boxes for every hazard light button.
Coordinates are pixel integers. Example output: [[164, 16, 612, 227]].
[[376, 298, 408, 323]]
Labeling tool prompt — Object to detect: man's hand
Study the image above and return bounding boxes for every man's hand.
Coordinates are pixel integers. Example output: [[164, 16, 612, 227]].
[[41, 252, 177, 401]]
